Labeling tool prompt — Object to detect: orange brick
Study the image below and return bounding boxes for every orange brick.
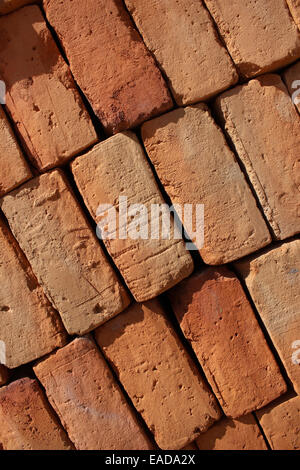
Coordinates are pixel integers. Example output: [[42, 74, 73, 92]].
[[283, 60, 300, 114], [34, 337, 153, 450], [286, 0, 300, 29], [0, 0, 41, 14], [0, 366, 9, 387], [43, 0, 172, 134], [0, 6, 97, 171], [168, 268, 287, 418], [95, 299, 221, 450], [1, 170, 130, 336]]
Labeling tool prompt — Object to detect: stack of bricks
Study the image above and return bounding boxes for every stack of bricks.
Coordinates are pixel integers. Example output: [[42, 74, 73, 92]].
[[0, 0, 299, 451]]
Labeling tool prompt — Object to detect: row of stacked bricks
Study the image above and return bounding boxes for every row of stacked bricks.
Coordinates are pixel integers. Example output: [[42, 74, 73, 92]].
[[0, 0, 299, 450]]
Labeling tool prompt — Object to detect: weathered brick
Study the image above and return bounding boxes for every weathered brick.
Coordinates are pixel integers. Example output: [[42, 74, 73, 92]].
[[0, 0, 40, 15], [43, 0, 172, 135], [142, 105, 271, 265], [168, 268, 287, 418], [286, 0, 300, 29], [204, 0, 300, 77], [1, 170, 130, 336], [235, 240, 300, 395], [256, 394, 300, 450], [215, 74, 300, 240], [0, 366, 9, 387], [0, 6, 97, 171], [34, 337, 153, 450], [0, 378, 72, 450], [283, 60, 300, 114], [0, 216, 66, 368], [196, 414, 267, 450], [0, 106, 31, 196], [124, 0, 237, 105], [71, 132, 193, 302], [95, 299, 221, 450]]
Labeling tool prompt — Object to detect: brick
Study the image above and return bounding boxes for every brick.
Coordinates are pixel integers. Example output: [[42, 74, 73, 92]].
[[0, 378, 72, 450], [142, 105, 271, 265], [43, 0, 172, 135], [0, 6, 97, 171], [95, 299, 221, 450], [0, 216, 66, 368], [0, 366, 9, 387], [1, 170, 130, 336], [0, 0, 40, 15], [235, 240, 300, 395], [124, 0, 237, 105], [168, 267, 287, 418], [256, 394, 300, 450], [204, 0, 300, 78], [215, 74, 300, 240], [34, 337, 153, 450], [196, 414, 267, 450], [71, 132, 193, 302], [181, 442, 198, 451], [0, 106, 31, 196], [286, 0, 300, 29], [283, 60, 300, 114]]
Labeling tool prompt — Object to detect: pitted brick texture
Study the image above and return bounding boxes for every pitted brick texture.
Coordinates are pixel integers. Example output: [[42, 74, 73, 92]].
[[287, 0, 300, 29]]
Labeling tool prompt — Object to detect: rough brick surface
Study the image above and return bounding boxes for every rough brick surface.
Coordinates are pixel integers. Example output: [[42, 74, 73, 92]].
[[34, 337, 153, 450], [142, 105, 271, 265], [0, 366, 9, 386], [0, 216, 66, 368], [72, 132, 193, 302], [95, 299, 221, 450], [215, 74, 300, 240], [196, 415, 267, 450], [1, 170, 130, 336], [284, 60, 300, 114], [235, 240, 300, 395], [0, 6, 97, 171], [287, 0, 300, 29], [0, 106, 31, 196], [43, 0, 172, 135], [204, 0, 300, 77], [256, 395, 300, 450], [0, 0, 40, 14], [168, 268, 287, 418], [0, 378, 72, 450], [125, 0, 237, 105]]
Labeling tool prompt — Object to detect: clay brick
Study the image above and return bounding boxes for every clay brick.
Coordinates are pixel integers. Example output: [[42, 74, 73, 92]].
[[196, 415, 267, 450], [283, 60, 300, 114], [0, 0, 40, 15], [235, 240, 300, 395], [95, 299, 221, 450], [142, 105, 271, 265], [168, 268, 287, 418], [0, 378, 72, 450], [286, 0, 300, 29], [71, 132, 193, 302], [1, 170, 130, 336], [0, 6, 97, 171], [204, 0, 300, 77], [34, 337, 153, 450], [0, 366, 9, 387], [256, 395, 300, 450], [0, 106, 31, 196], [43, 0, 172, 135], [124, 0, 238, 105], [215, 74, 300, 240], [0, 216, 66, 368]]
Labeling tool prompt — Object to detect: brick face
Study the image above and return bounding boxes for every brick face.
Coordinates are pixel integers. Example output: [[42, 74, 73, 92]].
[[0, 0, 41, 14], [95, 299, 221, 450], [286, 0, 300, 29], [1, 170, 130, 335]]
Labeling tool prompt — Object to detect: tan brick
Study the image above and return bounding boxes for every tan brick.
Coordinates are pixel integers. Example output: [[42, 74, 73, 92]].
[[0, 378, 72, 450], [1, 170, 130, 336], [168, 268, 287, 418], [0, 366, 9, 387], [0, 106, 31, 196], [0, 216, 66, 368], [71, 132, 193, 302], [34, 337, 153, 450], [283, 60, 300, 114], [0, 6, 97, 171], [0, 0, 40, 14], [142, 105, 271, 265], [124, 0, 237, 105], [256, 394, 300, 450], [235, 240, 300, 395], [286, 0, 300, 29], [204, 0, 300, 77], [43, 0, 172, 135], [215, 74, 300, 240], [95, 299, 221, 450]]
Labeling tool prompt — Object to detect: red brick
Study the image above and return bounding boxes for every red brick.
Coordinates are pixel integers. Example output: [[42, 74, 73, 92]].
[[43, 0, 172, 135], [95, 299, 221, 450], [168, 268, 287, 418], [0, 378, 72, 450], [286, 0, 300, 29], [283, 60, 300, 114], [0, 366, 9, 387], [34, 337, 153, 450], [0, 6, 97, 171], [0, 0, 41, 14]]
